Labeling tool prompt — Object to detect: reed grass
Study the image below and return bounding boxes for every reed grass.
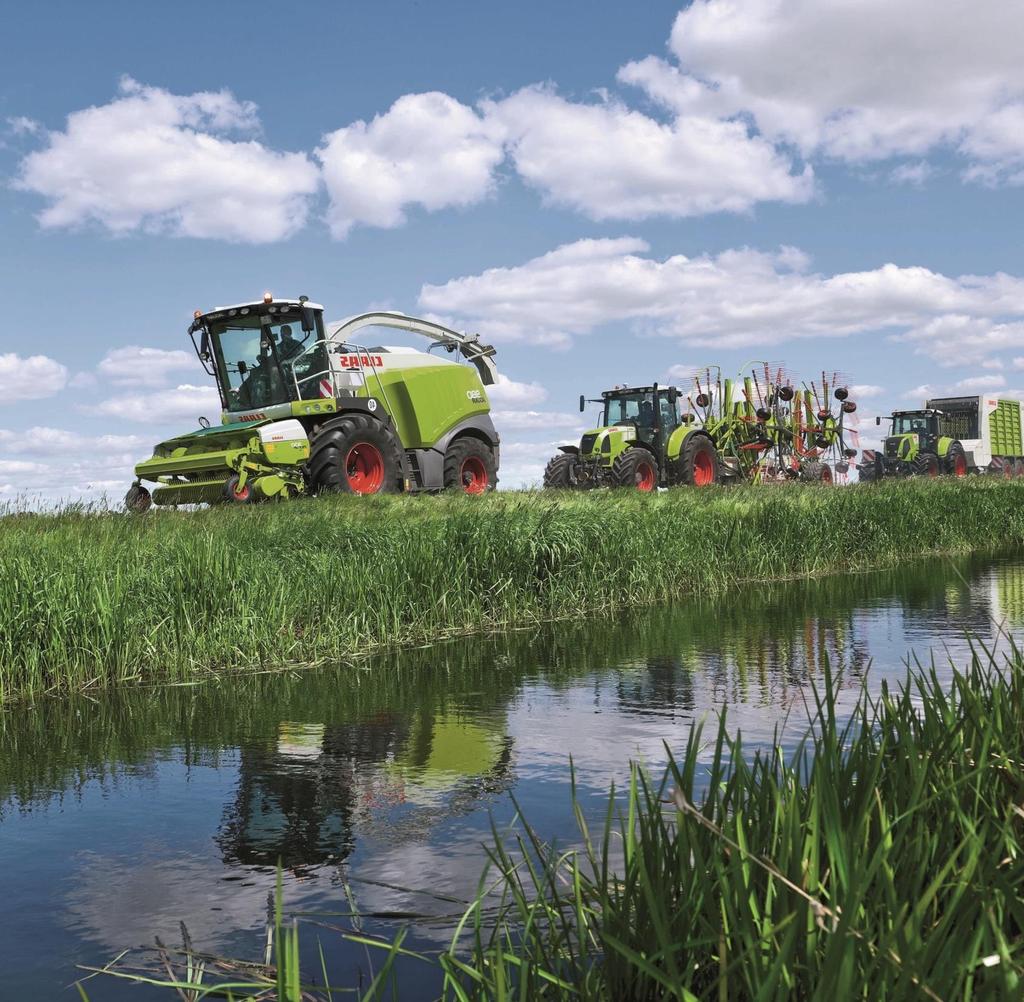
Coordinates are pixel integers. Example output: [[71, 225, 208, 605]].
[[4, 479, 1024, 702], [83, 640, 1024, 1000]]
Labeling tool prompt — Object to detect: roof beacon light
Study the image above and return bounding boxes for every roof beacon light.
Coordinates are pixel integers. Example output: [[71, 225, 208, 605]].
[[193, 309, 202, 319], [263, 291, 273, 304]]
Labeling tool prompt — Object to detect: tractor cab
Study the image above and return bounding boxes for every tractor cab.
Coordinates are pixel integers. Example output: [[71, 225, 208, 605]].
[[585, 386, 679, 454], [189, 294, 328, 417], [881, 409, 941, 461]]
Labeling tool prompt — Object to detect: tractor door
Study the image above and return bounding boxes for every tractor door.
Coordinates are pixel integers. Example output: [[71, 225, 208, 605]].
[[654, 389, 680, 460]]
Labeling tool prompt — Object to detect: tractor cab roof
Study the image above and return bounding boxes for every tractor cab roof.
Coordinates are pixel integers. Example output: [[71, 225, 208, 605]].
[[601, 385, 677, 396], [891, 408, 942, 417]]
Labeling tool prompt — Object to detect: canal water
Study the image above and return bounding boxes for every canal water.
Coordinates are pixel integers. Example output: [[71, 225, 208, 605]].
[[2, 551, 1022, 999]]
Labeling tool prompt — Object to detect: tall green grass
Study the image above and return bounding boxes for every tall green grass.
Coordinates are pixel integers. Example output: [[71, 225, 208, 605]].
[[4, 480, 1024, 702], [83, 641, 1024, 999]]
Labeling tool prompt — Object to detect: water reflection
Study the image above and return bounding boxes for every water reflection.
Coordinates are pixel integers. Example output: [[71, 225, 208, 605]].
[[1, 550, 1021, 999]]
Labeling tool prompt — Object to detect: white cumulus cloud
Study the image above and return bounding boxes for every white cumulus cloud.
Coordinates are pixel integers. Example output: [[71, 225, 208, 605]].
[[14, 77, 319, 243], [317, 92, 505, 239], [420, 237, 1024, 364], [97, 345, 201, 387], [485, 85, 813, 221], [90, 383, 220, 424], [485, 373, 548, 407], [0, 353, 69, 401], [623, 0, 1024, 183]]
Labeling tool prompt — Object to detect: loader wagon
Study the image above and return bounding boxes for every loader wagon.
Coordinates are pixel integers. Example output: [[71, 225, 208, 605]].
[[860, 393, 1024, 480]]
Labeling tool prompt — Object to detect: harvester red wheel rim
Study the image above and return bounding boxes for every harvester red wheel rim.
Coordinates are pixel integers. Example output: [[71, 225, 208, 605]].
[[693, 451, 714, 486], [460, 456, 489, 494], [345, 443, 385, 494], [636, 461, 656, 491], [232, 481, 251, 501], [821, 465, 833, 484], [954, 454, 967, 477], [928, 459, 938, 477]]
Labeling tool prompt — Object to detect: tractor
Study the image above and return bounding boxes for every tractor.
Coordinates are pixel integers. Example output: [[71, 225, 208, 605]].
[[543, 383, 722, 490], [859, 408, 967, 481], [124, 295, 500, 510]]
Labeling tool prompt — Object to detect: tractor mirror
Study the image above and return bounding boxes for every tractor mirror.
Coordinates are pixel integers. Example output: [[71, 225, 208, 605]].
[[579, 394, 586, 413], [875, 416, 881, 425], [668, 387, 678, 407], [238, 360, 248, 375], [301, 304, 316, 332]]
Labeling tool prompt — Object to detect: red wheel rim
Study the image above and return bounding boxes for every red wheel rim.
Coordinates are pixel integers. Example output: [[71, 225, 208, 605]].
[[460, 456, 489, 494], [954, 455, 967, 477], [928, 460, 938, 477], [233, 482, 251, 501], [821, 465, 833, 484], [345, 443, 385, 494], [636, 461, 656, 491], [693, 451, 714, 486]]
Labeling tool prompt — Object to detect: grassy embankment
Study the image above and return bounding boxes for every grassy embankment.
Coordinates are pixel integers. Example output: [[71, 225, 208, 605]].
[[85, 643, 1024, 999], [3, 479, 1024, 702]]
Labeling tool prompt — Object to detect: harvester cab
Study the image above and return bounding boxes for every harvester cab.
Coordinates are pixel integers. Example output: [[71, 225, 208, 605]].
[[125, 295, 500, 510]]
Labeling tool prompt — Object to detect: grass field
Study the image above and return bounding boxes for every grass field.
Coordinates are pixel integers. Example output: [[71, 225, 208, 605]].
[[83, 641, 1024, 1000], [3, 479, 1024, 702]]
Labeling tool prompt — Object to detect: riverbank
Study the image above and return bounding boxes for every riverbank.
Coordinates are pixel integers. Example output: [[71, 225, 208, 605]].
[[4, 479, 1024, 702], [83, 640, 1024, 999]]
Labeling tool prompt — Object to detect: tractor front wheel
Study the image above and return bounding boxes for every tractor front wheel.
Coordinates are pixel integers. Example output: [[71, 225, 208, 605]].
[[543, 453, 579, 489], [799, 461, 833, 484], [945, 443, 969, 477], [612, 447, 659, 491], [676, 434, 720, 487], [911, 452, 940, 477], [310, 414, 401, 495], [444, 438, 497, 494]]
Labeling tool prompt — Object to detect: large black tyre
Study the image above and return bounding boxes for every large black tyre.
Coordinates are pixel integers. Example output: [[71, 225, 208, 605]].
[[675, 433, 720, 486], [443, 437, 497, 494], [910, 452, 940, 477], [309, 413, 401, 495], [945, 442, 969, 477], [124, 484, 152, 513], [611, 447, 659, 491], [543, 452, 579, 489], [799, 460, 833, 484]]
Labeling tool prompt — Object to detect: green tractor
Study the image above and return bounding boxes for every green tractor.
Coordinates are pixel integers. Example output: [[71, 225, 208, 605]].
[[859, 408, 967, 481], [543, 384, 721, 490], [125, 295, 500, 510]]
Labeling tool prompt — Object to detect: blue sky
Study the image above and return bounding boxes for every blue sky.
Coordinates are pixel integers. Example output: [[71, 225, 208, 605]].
[[2, 0, 1024, 496]]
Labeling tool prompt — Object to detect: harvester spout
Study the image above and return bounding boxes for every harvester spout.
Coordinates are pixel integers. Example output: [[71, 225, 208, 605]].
[[327, 312, 498, 386]]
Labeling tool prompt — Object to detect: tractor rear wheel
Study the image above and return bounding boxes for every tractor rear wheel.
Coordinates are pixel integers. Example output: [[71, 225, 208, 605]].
[[444, 438, 497, 494], [676, 433, 720, 486], [310, 413, 401, 495], [945, 443, 968, 477], [911, 452, 940, 477], [612, 448, 659, 491], [799, 461, 833, 484], [543, 453, 579, 489]]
